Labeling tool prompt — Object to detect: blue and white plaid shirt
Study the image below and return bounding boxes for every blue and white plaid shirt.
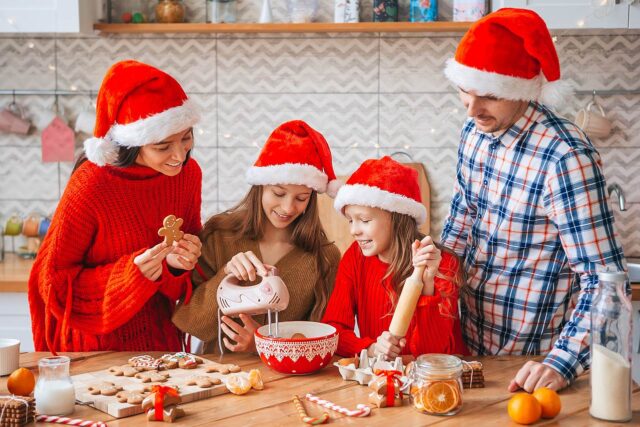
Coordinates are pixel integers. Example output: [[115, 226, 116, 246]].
[[441, 101, 625, 381]]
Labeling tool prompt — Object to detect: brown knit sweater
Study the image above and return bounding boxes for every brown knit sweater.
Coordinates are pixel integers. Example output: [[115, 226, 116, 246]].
[[172, 227, 341, 354]]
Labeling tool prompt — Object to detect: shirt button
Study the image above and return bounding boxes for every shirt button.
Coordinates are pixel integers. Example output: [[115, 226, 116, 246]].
[[483, 179, 488, 186]]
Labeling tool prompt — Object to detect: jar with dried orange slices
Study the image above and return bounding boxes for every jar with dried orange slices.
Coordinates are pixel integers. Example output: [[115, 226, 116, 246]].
[[408, 354, 463, 416]]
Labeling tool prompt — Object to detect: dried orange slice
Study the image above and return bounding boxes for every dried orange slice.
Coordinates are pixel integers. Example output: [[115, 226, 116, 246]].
[[423, 381, 459, 414]]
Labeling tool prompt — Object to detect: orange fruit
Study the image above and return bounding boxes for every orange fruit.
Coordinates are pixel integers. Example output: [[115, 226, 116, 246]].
[[423, 381, 460, 414], [508, 392, 542, 425], [7, 368, 36, 396], [533, 387, 561, 419]]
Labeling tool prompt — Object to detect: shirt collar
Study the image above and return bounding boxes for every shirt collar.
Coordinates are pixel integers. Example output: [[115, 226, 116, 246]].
[[472, 102, 544, 149]]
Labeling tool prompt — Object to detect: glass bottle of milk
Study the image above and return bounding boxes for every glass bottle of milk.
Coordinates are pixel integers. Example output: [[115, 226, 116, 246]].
[[34, 356, 76, 416], [590, 270, 632, 422]]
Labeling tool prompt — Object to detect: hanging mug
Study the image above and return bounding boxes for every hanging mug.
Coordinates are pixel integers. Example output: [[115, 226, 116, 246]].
[[22, 214, 40, 238], [0, 101, 31, 135], [4, 215, 22, 236], [575, 101, 612, 139], [38, 217, 52, 238]]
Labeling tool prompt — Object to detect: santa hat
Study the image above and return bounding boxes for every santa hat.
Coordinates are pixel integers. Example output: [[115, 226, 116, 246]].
[[84, 60, 200, 166], [334, 156, 427, 225], [246, 120, 341, 197], [444, 8, 572, 107]]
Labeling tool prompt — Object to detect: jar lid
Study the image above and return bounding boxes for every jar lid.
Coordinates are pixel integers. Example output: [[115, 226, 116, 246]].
[[597, 270, 627, 282], [415, 354, 462, 374]]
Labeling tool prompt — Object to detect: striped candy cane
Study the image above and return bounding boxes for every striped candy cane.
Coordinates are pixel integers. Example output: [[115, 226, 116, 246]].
[[305, 393, 371, 417], [292, 395, 329, 425], [35, 415, 108, 427]]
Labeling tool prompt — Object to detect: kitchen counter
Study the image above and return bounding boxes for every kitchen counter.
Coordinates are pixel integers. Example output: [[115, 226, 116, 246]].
[[1, 352, 638, 425]]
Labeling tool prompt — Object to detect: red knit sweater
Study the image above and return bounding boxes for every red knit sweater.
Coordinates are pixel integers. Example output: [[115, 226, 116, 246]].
[[322, 242, 468, 357], [28, 159, 202, 352]]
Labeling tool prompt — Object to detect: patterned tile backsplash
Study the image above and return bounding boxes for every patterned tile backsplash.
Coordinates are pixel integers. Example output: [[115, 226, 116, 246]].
[[1, 1, 639, 256]]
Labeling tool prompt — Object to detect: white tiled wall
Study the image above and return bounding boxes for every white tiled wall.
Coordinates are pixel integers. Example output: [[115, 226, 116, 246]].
[[1, 1, 639, 256]]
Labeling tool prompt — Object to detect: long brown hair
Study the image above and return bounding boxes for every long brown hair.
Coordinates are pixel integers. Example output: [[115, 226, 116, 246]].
[[384, 212, 464, 309], [202, 185, 335, 321]]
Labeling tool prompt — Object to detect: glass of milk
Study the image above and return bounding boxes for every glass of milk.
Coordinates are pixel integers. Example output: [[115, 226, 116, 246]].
[[34, 356, 76, 416], [590, 270, 632, 422]]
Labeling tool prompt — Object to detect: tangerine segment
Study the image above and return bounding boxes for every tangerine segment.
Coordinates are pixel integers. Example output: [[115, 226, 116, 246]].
[[423, 381, 460, 414], [225, 373, 251, 395]]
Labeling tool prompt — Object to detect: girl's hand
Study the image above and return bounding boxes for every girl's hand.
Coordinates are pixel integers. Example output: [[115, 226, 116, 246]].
[[412, 236, 442, 296], [371, 331, 406, 360], [134, 242, 174, 281], [166, 234, 202, 271], [223, 251, 267, 281], [220, 314, 261, 352]]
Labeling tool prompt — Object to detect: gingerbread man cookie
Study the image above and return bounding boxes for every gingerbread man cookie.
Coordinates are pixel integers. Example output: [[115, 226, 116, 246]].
[[128, 355, 165, 371], [88, 381, 123, 396], [116, 389, 150, 404], [204, 361, 241, 375], [186, 376, 222, 388], [158, 214, 184, 246], [135, 371, 170, 383], [108, 364, 141, 377]]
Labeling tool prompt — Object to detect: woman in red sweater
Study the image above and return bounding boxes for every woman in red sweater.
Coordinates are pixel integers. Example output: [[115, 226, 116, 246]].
[[322, 156, 467, 359], [28, 60, 203, 352]]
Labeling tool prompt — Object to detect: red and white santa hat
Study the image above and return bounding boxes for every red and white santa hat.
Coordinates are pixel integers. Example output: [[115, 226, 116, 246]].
[[246, 120, 341, 197], [84, 60, 200, 166], [334, 156, 427, 225], [444, 8, 572, 107]]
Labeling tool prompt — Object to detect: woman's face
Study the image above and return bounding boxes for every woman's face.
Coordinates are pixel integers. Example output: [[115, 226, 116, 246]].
[[261, 184, 312, 230], [135, 128, 193, 176], [344, 205, 393, 262]]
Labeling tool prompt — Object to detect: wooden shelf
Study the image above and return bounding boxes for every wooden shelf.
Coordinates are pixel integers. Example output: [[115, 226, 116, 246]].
[[94, 22, 472, 34]]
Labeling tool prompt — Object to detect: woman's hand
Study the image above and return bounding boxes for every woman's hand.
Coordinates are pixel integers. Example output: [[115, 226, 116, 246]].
[[166, 234, 202, 271], [223, 251, 267, 281], [134, 242, 174, 281], [369, 331, 406, 360], [411, 236, 442, 295], [220, 314, 261, 352]]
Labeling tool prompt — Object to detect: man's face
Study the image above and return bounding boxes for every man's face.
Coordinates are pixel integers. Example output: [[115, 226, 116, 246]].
[[459, 88, 529, 134]]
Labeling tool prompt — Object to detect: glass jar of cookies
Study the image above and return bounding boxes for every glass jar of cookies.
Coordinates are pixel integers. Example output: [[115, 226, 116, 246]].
[[155, 0, 185, 23], [408, 354, 463, 416]]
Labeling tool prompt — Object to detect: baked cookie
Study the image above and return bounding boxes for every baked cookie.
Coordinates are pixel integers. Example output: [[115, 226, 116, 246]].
[[108, 365, 141, 377], [146, 406, 185, 422], [87, 381, 123, 396], [204, 361, 241, 375], [115, 389, 150, 404], [186, 376, 222, 388], [142, 388, 182, 411], [135, 371, 170, 383], [158, 215, 184, 246], [128, 355, 165, 371], [160, 352, 203, 369]]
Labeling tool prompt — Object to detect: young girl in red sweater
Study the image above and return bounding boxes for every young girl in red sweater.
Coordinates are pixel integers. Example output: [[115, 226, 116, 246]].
[[322, 156, 467, 359], [28, 60, 203, 352]]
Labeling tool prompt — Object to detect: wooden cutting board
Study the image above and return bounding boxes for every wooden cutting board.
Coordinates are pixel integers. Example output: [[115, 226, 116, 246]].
[[318, 162, 431, 254], [72, 357, 246, 418]]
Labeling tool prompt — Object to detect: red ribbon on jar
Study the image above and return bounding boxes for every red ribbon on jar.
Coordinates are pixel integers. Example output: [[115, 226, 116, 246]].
[[374, 369, 403, 407]]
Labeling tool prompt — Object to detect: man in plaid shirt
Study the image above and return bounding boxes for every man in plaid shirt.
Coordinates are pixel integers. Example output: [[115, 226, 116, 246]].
[[441, 9, 626, 392]]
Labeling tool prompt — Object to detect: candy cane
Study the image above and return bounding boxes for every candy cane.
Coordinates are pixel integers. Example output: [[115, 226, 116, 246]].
[[305, 393, 371, 417], [292, 395, 329, 425], [35, 414, 108, 427]]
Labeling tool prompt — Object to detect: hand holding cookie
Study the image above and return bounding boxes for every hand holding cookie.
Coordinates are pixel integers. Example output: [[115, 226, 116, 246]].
[[166, 233, 202, 271]]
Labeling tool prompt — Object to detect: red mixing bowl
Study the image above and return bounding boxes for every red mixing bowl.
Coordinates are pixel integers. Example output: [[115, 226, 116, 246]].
[[254, 321, 338, 375]]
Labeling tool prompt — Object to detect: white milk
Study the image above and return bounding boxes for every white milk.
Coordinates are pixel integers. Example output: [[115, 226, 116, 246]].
[[35, 379, 76, 415], [590, 344, 632, 422]]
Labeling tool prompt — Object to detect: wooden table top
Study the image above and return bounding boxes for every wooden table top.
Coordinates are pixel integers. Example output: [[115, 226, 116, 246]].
[[1, 352, 638, 426]]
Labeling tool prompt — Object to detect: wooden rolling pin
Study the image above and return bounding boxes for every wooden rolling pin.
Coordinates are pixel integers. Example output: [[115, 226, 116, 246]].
[[388, 265, 425, 337]]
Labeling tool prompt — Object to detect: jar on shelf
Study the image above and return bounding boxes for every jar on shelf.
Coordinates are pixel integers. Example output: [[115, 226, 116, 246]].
[[287, 0, 319, 23], [34, 356, 76, 416], [207, 0, 237, 23], [156, 0, 185, 23], [107, 0, 153, 23], [407, 354, 463, 416]]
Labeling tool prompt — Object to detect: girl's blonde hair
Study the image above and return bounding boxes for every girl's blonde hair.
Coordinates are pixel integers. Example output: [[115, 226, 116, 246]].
[[201, 185, 335, 321], [383, 212, 464, 312]]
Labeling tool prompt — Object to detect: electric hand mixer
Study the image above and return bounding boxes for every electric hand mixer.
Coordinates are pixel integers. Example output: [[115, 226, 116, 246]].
[[216, 267, 290, 355]]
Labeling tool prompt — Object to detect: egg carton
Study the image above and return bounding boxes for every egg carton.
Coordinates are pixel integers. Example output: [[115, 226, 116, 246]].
[[333, 349, 407, 386]]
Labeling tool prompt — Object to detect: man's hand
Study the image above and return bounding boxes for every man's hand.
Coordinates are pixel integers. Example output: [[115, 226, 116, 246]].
[[508, 361, 568, 393]]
